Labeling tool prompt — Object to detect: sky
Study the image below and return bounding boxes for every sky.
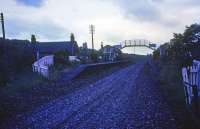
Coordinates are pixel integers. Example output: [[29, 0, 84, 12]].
[[0, 0, 200, 54]]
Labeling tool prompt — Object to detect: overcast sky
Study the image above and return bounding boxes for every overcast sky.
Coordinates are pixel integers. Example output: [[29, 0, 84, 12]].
[[1, 0, 200, 50]]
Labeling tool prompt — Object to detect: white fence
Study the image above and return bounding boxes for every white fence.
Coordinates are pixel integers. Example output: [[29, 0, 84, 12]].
[[182, 60, 200, 112], [69, 56, 80, 62], [32, 55, 54, 78]]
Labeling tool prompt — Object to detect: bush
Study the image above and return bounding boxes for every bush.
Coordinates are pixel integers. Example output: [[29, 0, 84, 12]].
[[91, 52, 98, 62], [54, 51, 69, 65], [0, 39, 35, 86], [153, 50, 160, 60]]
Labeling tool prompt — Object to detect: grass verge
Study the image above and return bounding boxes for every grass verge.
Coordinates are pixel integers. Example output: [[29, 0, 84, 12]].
[[0, 68, 48, 121], [147, 61, 199, 129]]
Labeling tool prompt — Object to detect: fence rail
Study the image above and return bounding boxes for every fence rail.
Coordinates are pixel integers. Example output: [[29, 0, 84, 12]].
[[182, 60, 200, 114], [32, 55, 54, 78]]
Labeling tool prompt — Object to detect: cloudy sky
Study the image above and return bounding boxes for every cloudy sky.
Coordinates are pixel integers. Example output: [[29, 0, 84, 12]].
[[1, 0, 200, 51]]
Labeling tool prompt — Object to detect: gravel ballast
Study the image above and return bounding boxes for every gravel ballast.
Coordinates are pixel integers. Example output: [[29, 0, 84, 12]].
[[6, 62, 178, 129]]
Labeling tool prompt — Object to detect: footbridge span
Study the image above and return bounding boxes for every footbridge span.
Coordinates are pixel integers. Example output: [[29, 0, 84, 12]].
[[118, 39, 157, 50]]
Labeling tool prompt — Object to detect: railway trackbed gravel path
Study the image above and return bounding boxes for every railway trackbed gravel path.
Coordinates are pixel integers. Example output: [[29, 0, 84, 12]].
[[13, 62, 176, 129]]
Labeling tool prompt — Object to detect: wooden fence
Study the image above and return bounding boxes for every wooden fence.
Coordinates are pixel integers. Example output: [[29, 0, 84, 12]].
[[182, 60, 200, 114], [32, 55, 54, 78]]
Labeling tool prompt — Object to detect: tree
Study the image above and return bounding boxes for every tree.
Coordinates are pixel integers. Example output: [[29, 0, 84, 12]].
[[168, 33, 189, 66], [183, 24, 200, 44], [91, 51, 98, 62], [70, 33, 79, 56], [70, 33, 75, 42], [182, 24, 200, 59], [54, 50, 69, 65], [31, 34, 36, 43], [154, 31, 192, 67], [0, 39, 35, 86]]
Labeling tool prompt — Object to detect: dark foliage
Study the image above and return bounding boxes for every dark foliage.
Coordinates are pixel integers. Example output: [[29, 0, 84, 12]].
[[54, 50, 69, 65], [70, 33, 79, 56], [31, 34, 36, 43], [154, 24, 200, 67], [151, 24, 200, 128], [153, 50, 159, 60], [183, 24, 200, 44], [0, 39, 35, 86], [91, 51, 99, 63]]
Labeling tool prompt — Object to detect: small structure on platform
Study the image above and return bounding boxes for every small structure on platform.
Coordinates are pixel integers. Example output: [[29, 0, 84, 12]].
[[100, 45, 121, 61]]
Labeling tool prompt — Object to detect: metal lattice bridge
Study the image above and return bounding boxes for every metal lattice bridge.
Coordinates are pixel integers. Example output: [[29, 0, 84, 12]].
[[119, 39, 157, 50]]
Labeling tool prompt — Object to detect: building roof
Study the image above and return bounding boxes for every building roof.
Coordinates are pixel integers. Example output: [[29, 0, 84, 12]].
[[36, 41, 75, 54]]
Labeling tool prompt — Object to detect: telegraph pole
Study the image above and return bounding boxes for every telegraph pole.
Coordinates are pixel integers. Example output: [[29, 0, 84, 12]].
[[0, 13, 5, 40], [101, 41, 103, 49], [89, 25, 95, 51], [133, 40, 136, 55]]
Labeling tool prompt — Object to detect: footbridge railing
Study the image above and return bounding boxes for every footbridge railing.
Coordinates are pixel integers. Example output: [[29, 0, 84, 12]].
[[120, 40, 156, 50]]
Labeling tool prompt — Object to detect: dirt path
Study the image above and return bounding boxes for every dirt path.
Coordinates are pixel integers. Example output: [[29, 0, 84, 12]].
[[7, 62, 176, 129]]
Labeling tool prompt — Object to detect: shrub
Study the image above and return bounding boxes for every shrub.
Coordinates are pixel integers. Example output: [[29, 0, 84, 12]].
[[153, 50, 160, 60], [0, 39, 35, 87], [91, 52, 98, 62], [54, 50, 69, 65]]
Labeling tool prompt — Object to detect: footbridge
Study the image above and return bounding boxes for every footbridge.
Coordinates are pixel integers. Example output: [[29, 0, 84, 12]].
[[119, 39, 157, 50]]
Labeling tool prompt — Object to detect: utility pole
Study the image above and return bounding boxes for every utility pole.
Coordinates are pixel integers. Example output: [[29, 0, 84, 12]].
[[0, 13, 5, 40], [101, 41, 103, 49], [134, 40, 136, 55], [89, 25, 95, 51]]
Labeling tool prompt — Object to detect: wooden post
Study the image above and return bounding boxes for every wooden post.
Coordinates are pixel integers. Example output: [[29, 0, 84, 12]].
[[0, 13, 5, 40], [192, 85, 199, 114], [184, 85, 189, 105], [89, 25, 95, 52]]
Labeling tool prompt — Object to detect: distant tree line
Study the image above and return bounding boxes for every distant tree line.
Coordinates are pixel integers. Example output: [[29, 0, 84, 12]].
[[0, 39, 35, 86], [153, 23, 200, 67]]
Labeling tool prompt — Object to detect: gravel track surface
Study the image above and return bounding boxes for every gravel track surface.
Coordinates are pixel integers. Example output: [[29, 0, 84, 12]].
[[14, 62, 176, 129]]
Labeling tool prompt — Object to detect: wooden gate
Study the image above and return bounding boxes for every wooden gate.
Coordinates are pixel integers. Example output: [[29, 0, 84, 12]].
[[182, 60, 200, 113]]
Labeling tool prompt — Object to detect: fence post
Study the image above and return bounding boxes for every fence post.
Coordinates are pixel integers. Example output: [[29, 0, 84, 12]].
[[184, 85, 189, 105], [192, 85, 199, 114]]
